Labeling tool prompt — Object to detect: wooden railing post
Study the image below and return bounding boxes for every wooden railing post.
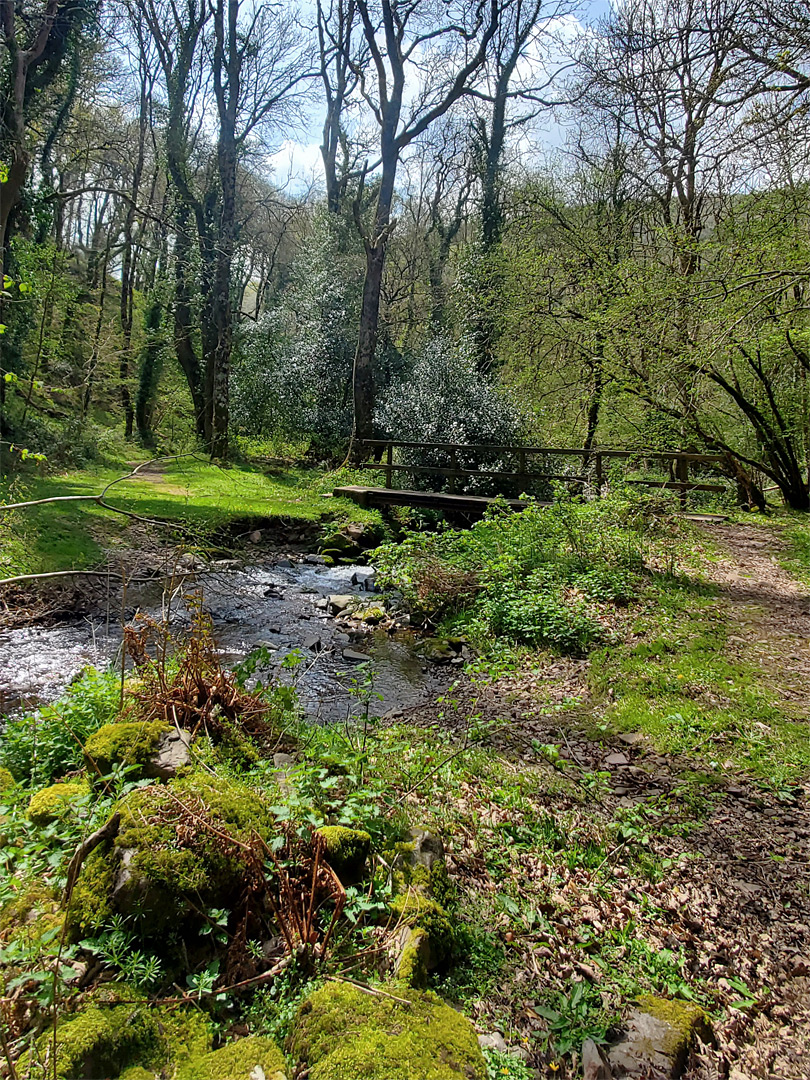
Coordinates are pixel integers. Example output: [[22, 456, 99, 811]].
[[676, 454, 689, 508], [595, 452, 603, 497], [385, 442, 393, 489], [448, 447, 458, 494], [518, 448, 527, 495]]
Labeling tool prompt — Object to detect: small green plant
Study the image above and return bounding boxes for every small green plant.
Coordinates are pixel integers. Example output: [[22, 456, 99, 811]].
[[534, 981, 612, 1056], [0, 668, 121, 784], [245, 965, 321, 1044], [483, 1048, 534, 1079], [80, 915, 164, 989]]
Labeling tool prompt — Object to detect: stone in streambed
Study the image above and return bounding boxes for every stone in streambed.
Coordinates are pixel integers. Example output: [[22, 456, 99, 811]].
[[328, 593, 355, 614], [342, 648, 372, 662]]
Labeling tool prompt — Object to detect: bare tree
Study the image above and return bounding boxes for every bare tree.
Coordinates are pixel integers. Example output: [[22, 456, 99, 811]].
[[327, 0, 501, 445], [137, 0, 313, 456]]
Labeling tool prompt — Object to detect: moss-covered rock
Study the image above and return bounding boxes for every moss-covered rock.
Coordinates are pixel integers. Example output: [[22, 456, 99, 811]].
[[0, 883, 63, 951], [27, 780, 89, 825], [0, 766, 16, 791], [289, 982, 486, 1080], [609, 995, 712, 1078], [316, 826, 371, 885], [390, 891, 455, 985], [177, 1036, 288, 1080], [84, 720, 172, 777], [17, 990, 210, 1080], [18, 1002, 160, 1079], [68, 771, 276, 937]]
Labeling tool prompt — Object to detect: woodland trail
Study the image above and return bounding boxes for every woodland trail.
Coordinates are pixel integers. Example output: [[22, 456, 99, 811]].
[[699, 521, 810, 717]]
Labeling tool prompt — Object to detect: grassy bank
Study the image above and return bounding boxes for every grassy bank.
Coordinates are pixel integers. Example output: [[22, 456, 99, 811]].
[[0, 457, 380, 578]]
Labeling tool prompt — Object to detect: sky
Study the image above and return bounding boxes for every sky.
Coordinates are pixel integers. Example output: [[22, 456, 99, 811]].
[[266, 0, 613, 193]]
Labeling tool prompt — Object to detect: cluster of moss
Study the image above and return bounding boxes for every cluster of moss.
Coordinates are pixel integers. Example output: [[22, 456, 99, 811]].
[[0, 883, 65, 957], [635, 995, 712, 1062], [83, 720, 171, 776], [69, 770, 276, 937], [27, 780, 90, 825], [289, 982, 486, 1080], [177, 1036, 288, 1080], [18, 987, 211, 1080], [316, 826, 371, 884], [0, 766, 16, 791]]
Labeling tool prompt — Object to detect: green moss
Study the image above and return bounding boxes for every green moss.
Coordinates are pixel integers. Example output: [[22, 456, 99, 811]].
[[391, 892, 454, 968], [177, 1036, 288, 1080], [116, 771, 274, 894], [395, 927, 431, 988], [18, 990, 210, 1080], [316, 826, 371, 883], [70, 771, 276, 937], [0, 884, 63, 950], [215, 720, 260, 770], [84, 721, 171, 776], [289, 982, 486, 1080], [27, 780, 89, 825], [68, 843, 116, 935], [0, 767, 15, 791], [635, 995, 711, 1057], [18, 1002, 161, 1079]]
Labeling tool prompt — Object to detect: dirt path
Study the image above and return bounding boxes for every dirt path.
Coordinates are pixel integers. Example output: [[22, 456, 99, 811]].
[[697, 522, 810, 714]]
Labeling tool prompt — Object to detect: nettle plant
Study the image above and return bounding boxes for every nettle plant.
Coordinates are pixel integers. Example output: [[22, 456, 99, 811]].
[[375, 492, 685, 653]]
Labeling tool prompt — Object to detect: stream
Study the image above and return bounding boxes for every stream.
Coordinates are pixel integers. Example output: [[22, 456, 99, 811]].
[[0, 559, 447, 722]]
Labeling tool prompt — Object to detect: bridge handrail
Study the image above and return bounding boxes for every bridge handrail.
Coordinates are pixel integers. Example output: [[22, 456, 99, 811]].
[[356, 440, 727, 464]]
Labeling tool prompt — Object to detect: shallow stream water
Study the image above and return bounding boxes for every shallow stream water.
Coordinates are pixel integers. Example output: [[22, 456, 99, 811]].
[[0, 560, 444, 722]]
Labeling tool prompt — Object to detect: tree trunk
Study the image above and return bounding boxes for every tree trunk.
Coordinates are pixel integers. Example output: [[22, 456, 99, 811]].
[[353, 241, 385, 444], [173, 203, 205, 437]]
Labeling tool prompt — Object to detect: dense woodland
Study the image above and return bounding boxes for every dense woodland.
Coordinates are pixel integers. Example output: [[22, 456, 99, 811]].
[[0, 0, 809, 506], [3, 5, 810, 1079]]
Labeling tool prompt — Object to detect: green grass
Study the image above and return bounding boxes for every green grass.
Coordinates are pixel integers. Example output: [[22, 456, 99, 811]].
[[588, 579, 810, 787], [0, 458, 381, 577], [782, 516, 810, 588]]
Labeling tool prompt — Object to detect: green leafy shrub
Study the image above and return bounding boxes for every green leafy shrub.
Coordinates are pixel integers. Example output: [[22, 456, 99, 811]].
[[375, 495, 658, 653], [1, 668, 121, 784], [481, 583, 603, 654]]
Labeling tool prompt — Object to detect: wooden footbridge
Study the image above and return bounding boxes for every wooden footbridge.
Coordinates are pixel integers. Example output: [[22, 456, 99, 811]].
[[334, 440, 729, 514]]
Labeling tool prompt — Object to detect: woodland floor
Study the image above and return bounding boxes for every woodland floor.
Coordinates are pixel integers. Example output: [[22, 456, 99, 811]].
[[401, 521, 810, 1079]]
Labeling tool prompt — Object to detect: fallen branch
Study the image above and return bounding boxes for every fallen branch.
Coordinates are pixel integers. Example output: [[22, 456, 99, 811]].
[[63, 813, 121, 906], [0, 569, 205, 588]]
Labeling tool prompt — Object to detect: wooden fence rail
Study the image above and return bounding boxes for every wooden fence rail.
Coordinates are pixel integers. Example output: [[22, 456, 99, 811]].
[[355, 440, 729, 504]]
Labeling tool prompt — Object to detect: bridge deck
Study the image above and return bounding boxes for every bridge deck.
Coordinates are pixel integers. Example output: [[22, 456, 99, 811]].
[[333, 485, 538, 514]]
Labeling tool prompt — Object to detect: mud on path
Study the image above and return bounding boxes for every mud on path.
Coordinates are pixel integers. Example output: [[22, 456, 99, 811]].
[[403, 523, 810, 1079]]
